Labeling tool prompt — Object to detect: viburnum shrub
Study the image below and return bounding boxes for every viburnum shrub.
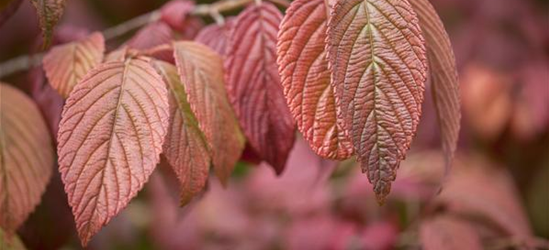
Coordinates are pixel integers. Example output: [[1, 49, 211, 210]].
[[0, 0, 460, 246]]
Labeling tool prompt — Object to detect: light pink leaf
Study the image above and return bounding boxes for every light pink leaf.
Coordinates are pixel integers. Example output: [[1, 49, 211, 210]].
[[43, 32, 105, 99], [327, 0, 428, 203], [152, 60, 211, 206], [173, 41, 245, 185], [277, 0, 353, 160], [195, 18, 235, 56], [57, 57, 169, 246], [225, 2, 296, 174], [0, 83, 54, 234], [410, 0, 460, 171], [160, 0, 195, 32], [126, 22, 172, 50]]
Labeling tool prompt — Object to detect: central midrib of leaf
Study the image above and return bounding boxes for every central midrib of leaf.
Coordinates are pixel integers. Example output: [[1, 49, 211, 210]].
[[82, 59, 130, 236], [362, 0, 383, 172]]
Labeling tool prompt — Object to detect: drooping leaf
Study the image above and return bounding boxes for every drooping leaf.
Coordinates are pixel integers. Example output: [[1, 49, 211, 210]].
[[410, 0, 460, 171], [327, 0, 428, 203], [195, 18, 235, 56], [225, 2, 296, 174], [29, 0, 66, 47], [0, 83, 54, 234], [126, 22, 172, 50], [277, 0, 353, 160], [420, 216, 482, 250], [152, 60, 211, 206], [160, 0, 195, 32], [173, 41, 244, 185], [0, 227, 26, 250], [57, 57, 169, 246], [0, 0, 22, 28], [43, 32, 105, 99]]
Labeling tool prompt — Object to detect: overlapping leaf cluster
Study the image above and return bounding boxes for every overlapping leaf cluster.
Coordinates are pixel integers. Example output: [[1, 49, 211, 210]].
[[0, 0, 461, 246]]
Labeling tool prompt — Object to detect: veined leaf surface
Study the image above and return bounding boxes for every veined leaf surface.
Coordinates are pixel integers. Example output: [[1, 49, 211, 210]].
[[327, 0, 428, 202], [30, 0, 66, 47], [152, 60, 211, 206], [173, 41, 244, 185], [225, 3, 296, 174], [0, 83, 54, 234], [410, 0, 460, 171], [43, 32, 105, 99], [57, 57, 169, 246], [277, 0, 353, 160]]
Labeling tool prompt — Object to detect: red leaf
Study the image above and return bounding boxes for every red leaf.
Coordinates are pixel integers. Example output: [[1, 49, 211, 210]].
[[152, 60, 211, 206], [57, 57, 169, 246], [0, 83, 54, 234], [126, 22, 173, 50], [195, 18, 235, 56], [420, 216, 483, 250], [410, 0, 460, 172], [225, 2, 296, 174], [160, 0, 195, 32], [173, 41, 245, 185], [43, 32, 105, 98], [277, 0, 353, 160], [327, 0, 428, 203]]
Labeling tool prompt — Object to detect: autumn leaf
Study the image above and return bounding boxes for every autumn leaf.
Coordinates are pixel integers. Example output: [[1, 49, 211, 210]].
[[56, 57, 169, 246], [0, 83, 54, 234], [225, 2, 296, 174], [195, 18, 235, 56], [43, 32, 105, 99], [277, 0, 353, 160], [152, 60, 211, 206], [126, 22, 173, 50], [327, 0, 428, 203], [30, 0, 66, 47], [410, 0, 460, 172], [420, 216, 482, 250], [160, 0, 195, 32], [173, 41, 244, 185]]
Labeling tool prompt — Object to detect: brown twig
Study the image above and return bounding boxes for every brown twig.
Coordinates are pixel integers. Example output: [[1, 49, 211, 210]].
[[0, 0, 289, 79]]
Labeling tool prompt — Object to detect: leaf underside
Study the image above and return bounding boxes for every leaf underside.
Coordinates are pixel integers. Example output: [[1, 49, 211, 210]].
[[173, 41, 244, 185], [43, 32, 105, 99], [225, 2, 296, 174], [57, 57, 169, 246], [30, 0, 66, 47], [327, 0, 428, 203], [277, 0, 353, 160], [410, 0, 460, 171], [152, 60, 211, 206], [0, 83, 54, 234]]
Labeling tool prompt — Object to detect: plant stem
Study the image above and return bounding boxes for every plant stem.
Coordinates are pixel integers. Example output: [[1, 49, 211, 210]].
[[0, 0, 289, 79]]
